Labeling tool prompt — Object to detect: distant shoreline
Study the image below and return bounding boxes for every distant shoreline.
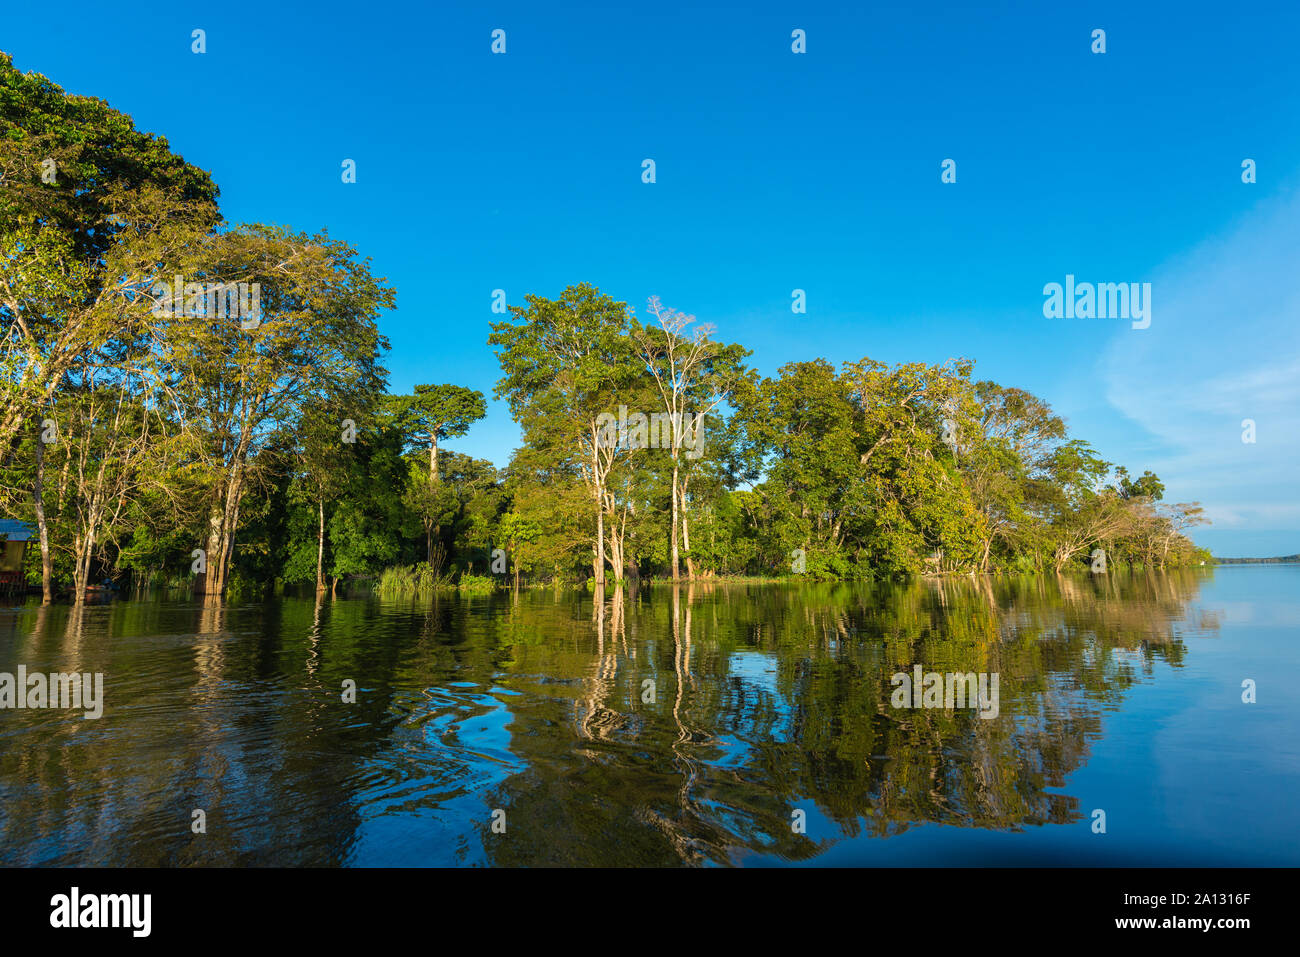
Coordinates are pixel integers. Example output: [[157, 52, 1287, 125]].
[[1214, 556, 1300, 564]]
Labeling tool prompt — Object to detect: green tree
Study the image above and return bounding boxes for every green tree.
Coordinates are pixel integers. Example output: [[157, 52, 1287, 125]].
[[389, 384, 486, 565], [489, 283, 640, 587], [159, 226, 394, 596], [1, 51, 218, 452], [632, 295, 750, 580]]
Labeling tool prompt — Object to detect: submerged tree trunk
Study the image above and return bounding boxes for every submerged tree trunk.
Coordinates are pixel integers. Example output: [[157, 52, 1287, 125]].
[[71, 528, 94, 605], [199, 466, 245, 597], [316, 498, 326, 591], [594, 501, 606, 588], [70, 479, 108, 605], [605, 520, 623, 585], [33, 437, 53, 604], [202, 510, 226, 595], [680, 474, 694, 579], [590, 434, 606, 588], [670, 458, 680, 580]]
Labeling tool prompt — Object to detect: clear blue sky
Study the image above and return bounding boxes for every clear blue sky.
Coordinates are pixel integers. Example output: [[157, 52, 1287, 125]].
[[6, 0, 1298, 555]]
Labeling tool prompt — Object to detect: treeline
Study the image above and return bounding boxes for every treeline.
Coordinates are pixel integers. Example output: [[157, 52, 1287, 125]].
[[1215, 555, 1299, 564], [0, 53, 1209, 603], [483, 284, 1209, 585]]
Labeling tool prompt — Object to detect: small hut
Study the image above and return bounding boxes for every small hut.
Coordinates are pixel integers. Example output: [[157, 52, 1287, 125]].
[[0, 519, 33, 591]]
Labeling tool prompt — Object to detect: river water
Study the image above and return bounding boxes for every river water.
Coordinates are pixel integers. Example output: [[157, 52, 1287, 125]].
[[1, 566, 1296, 866]]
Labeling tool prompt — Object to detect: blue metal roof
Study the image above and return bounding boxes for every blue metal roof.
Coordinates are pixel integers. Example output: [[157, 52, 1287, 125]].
[[0, 519, 34, 542]]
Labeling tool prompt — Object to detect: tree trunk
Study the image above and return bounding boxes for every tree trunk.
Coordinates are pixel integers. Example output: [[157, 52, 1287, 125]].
[[316, 498, 326, 591], [72, 529, 94, 606], [606, 519, 625, 584], [683, 501, 696, 579], [200, 492, 224, 596], [670, 458, 680, 580], [429, 433, 443, 560], [200, 469, 244, 597], [33, 437, 53, 604], [594, 503, 606, 588], [70, 483, 107, 605], [681, 479, 695, 579]]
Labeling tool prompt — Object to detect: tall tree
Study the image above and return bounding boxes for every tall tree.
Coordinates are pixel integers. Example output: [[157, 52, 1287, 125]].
[[0, 51, 218, 454], [390, 384, 486, 565], [489, 284, 639, 588], [392, 384, 487, 483], [632, 296, 749, 580], [963, 383, 1066, 570], [159, 226, 393, 597]]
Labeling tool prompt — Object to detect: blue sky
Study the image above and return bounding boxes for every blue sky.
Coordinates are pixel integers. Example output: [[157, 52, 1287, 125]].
[[5, 0, 1298, 555]]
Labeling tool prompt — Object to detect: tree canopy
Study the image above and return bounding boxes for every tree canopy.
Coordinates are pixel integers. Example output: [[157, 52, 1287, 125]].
[[0, 55, 1210, 602]]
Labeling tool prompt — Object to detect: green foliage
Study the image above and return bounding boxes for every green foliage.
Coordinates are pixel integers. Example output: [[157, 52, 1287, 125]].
[[389, 384, 486, 464], [455, 573, 497, 593], [0, 48, 1210, 598], [376, 562, 450, 596]]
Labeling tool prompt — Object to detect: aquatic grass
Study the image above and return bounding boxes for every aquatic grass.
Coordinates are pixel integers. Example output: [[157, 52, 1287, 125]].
[[455, 573, 498, 593], [376, 562, 451, 596], [376, 564, 502, 596]]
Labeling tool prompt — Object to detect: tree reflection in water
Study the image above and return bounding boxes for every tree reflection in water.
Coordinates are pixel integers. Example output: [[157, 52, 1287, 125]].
[[0, 569, 1218, 866]]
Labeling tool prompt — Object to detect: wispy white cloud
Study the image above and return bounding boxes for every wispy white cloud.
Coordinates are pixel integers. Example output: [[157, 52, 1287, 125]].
[[1103, 186, 1300, 538]]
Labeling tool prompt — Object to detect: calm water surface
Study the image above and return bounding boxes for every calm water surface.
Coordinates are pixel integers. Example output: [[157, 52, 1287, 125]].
[[1, 567, 1296, 866]]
